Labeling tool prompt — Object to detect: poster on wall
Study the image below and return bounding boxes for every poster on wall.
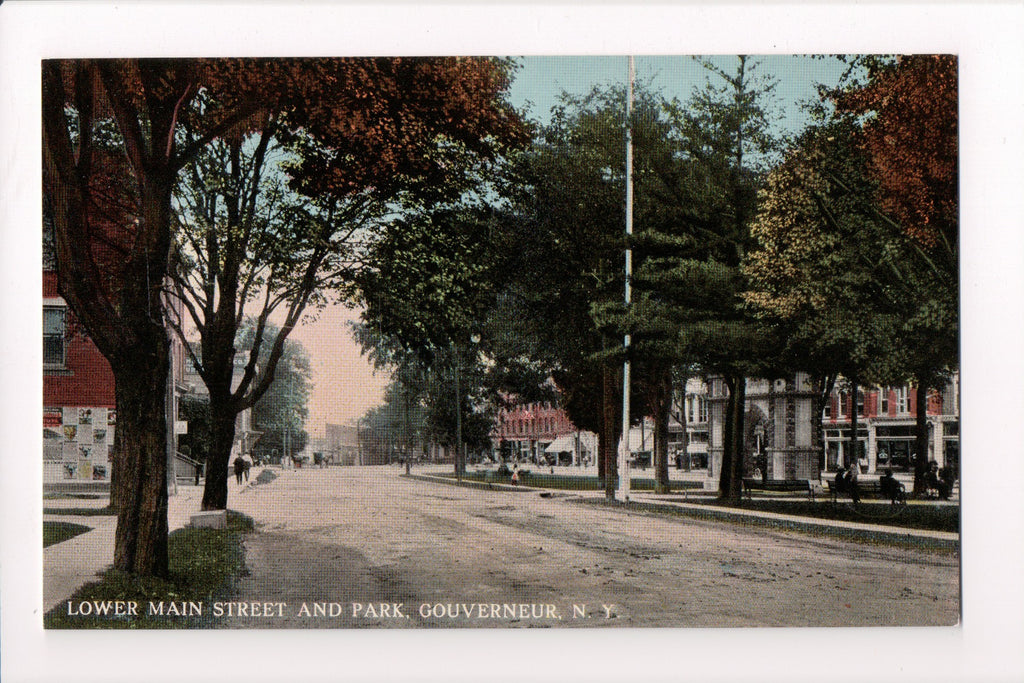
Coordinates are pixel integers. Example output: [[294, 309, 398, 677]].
[[43, 407, 62, 428], [60, 441, 77, 462]]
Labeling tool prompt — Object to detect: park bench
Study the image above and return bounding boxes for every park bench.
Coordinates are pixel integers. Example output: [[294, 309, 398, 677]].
[[742, 477, 823, 501], [823, 477, 884, 502]]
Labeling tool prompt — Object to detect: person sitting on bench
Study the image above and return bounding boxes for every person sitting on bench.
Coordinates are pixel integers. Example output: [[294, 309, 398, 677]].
[[879, 468, 905, 507], [925, 460, 951, 499]]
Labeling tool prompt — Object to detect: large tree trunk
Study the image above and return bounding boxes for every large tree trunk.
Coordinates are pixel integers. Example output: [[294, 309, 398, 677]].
[[600, 364, 620, 499], [111, 347, 171, 577], [653, 368, 671, 494], [719, 374, 746, 503], [912, 381, 930, 496], [202, 390, 239, 510]]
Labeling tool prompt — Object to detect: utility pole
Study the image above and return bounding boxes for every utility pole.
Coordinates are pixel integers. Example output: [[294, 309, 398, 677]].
[[454, 343, 463, 483], [618, 55, 635, 503]]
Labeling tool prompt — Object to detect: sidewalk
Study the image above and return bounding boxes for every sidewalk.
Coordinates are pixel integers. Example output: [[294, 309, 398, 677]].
[[42, 476, 254, 613]]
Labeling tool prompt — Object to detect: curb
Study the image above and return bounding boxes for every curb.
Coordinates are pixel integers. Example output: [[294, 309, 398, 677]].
[[403, 472, 535, 493]]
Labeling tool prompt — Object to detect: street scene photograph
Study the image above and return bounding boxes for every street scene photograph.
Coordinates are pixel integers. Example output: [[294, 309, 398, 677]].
[[5, 3, 1024, 680], [39, 52, 961, 632]]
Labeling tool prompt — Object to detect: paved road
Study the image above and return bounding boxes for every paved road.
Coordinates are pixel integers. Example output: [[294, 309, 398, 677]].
[[221, 466, 959, 628]]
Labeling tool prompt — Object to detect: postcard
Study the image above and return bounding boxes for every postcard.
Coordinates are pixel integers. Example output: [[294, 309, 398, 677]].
[[4, 3, 1024, 683]]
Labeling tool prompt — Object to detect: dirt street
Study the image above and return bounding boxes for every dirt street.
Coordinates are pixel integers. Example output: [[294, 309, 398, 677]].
[[220, 466, 959, 628]]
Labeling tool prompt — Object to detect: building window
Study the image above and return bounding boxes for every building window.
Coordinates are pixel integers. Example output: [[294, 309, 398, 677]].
[[823, 398, 831, 419], [880, 389, 889, 416], [837, 391, 847, 418], [688, 395, 707, 424], [44, 306, 67, 368], [896, 386, 910, 415], [856, 389, 865, 417]]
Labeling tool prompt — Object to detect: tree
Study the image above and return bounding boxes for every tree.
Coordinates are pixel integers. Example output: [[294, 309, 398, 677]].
[[354, 202, 508, 474], [43, 59, 272, 577], [42, 57, 526, 574], [493, 85, 659, 498], [160, 57, 527, 510], [650, 56, 781, 502], [744, 115, 904, 475], [831, 55, 959, 493], [242, 324, 313, 464]]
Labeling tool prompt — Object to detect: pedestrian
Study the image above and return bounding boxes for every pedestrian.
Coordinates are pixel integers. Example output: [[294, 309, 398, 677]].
[[233, 456, 245, 485], [511, 467, 520, 486]]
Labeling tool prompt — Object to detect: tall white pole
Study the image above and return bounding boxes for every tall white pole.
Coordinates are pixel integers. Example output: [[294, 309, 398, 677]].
[[618, 55, 635, 503]]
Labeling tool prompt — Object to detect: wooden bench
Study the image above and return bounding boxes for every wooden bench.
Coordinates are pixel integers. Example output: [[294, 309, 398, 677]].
[[742, 478, 822, 501], [824, 478, 884, 502]]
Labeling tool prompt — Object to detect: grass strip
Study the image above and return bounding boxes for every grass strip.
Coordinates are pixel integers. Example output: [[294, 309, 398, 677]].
[[662, 497, 959, 533], [45, 510, 253, 629], [435, 470, 702, 492], [44, 505, 117, 516], [44, 521, 92, 548], [575, 498, 959, 552]]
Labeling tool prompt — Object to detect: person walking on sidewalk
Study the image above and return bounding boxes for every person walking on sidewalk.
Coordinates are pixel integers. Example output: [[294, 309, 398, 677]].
[[233, 456, 246, 485]]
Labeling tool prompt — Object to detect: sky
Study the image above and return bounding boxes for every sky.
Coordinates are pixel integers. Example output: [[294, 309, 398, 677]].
[[298, 55, 853, 438]]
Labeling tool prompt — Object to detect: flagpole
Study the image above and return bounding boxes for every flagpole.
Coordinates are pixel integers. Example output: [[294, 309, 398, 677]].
[[618, 55, 635, 503]]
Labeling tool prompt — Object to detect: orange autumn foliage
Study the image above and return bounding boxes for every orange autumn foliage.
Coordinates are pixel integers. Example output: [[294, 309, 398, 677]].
[[834, 55, 958, 251]]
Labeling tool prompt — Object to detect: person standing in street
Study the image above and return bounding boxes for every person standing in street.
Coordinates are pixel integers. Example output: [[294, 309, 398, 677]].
[[233, 456, 246, 485]]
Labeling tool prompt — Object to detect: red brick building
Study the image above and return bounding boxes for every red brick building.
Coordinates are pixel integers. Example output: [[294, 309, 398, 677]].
[[43, 271, 117, 482], [822, 379, 959, 475], [491, 401, 580, 463]]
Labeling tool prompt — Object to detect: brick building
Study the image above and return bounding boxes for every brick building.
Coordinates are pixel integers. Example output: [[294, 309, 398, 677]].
[[44, 268, 193, 485], [702, 372, 960, 489], [491, 401, 590, 464], [43, 271, 118, 482]]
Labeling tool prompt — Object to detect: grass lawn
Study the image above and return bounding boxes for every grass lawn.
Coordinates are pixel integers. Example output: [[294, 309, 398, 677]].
[[437, 470, 703, 492], [669, 497, 960, 533], [43, 521, 92, 548], [431, 470, 956, 534], [45, 511, 254, 629]]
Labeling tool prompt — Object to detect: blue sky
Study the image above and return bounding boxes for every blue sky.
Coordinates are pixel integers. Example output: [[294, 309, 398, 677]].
[[507, 55, 853, 138]]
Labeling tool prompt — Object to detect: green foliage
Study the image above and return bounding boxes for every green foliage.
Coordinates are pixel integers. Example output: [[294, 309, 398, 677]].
[[241, 320, 313, 459]]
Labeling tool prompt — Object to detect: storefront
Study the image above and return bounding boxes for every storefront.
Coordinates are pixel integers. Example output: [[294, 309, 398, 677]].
[[823, 426, 868, 472]]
